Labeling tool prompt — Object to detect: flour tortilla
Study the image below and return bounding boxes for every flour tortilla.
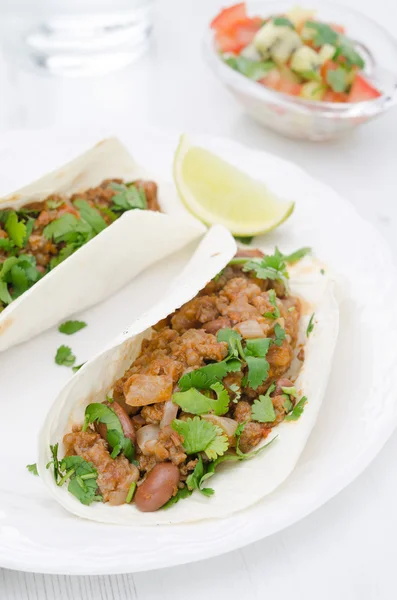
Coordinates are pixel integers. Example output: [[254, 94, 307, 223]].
[[38, 235, 339, 525], [0, 138, 205, 351]]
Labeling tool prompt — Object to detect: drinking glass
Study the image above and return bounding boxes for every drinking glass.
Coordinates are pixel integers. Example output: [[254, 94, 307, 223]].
[[0, 0, 154, 76]]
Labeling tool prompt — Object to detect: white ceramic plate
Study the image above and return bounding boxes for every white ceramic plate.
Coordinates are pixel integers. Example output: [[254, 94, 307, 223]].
[[0, 127, 396, 575]]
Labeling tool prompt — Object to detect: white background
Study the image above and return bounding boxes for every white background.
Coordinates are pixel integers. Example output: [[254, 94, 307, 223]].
[[0, 0, 396, 597]]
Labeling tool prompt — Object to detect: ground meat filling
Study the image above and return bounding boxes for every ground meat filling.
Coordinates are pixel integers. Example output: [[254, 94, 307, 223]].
[[0, 178, 160, 310], [63, 253, 302, 509]]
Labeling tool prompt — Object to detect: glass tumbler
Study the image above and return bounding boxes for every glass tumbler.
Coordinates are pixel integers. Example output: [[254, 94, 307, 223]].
[[0, 0, 154, 76]]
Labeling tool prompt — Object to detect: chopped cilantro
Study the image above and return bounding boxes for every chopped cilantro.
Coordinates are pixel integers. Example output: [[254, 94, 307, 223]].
[[55, 345, 76, 367], [245, 337, 272, 357], [84, 403, 135, 462], [125, 482, 137, 503], [111, 183, 147, 212], [163, 486, 192, 509], [46, 199, 64, 210], [285, 396, 308, 421], [58, 320, 87, 335], [234, 236, 254, 245], [282, 247, 311, 264], [173, 382, 230, 416], [288, 306, 296, 312], [251, 383, 276, 423], [282, 386, 297, 397], [26, 463, 38, 476], [0, 281, 12, 305], [283, 397, 293, 413], [306, 313, 315, 337], [0, 255, 42, 304], [46, 443, 60, 481], [178, 358, 241, 391], [273, 323, 286, 347], [58, 456, 101, 505], [43, 213, 91, 243], [327, 67, 349, 93], [273, 16, 294, 28], [320, 268, 325, 275], [5, 211, 27, 248], [245, 356, 269, 389], [224, 55, 276, 81], [334, 37, 365, 68], [172, 417, 228, 460], [0, 238, 15, 254], [217, 328, 244, 358], [264, 289, 280, 319], [186, 455, 215, 497], [72, 363, 85, 373], [304, 21, 338, 47], [242, 248, 289, 284], [73, 199, 107, 234]]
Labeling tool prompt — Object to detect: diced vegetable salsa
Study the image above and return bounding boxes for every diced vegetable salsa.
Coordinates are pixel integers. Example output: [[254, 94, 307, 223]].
[[211, 3, 382, 103]]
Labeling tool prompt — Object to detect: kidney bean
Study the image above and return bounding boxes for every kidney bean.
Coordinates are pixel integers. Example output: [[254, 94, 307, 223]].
[[134, 463, 180, 512]]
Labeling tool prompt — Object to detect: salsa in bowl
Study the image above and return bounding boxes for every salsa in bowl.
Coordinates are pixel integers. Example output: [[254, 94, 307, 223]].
[[205, 1, 397, 139]]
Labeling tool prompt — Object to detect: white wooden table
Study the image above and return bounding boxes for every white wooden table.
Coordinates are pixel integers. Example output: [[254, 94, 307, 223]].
[[0, 0, 396, 597]]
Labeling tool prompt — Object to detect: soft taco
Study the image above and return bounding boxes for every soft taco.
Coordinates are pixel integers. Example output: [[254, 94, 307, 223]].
[[38, 226, 339, 524], [0, 138, 204, 351]]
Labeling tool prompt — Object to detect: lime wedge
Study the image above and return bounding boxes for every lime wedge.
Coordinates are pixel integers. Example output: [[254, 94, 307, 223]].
[[173, 135, 294, 236]]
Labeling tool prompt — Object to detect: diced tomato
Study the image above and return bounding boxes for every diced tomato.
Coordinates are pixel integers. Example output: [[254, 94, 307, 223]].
[[260, 70, 301, 96], [277, 78, 302, 96], [215, 17, 262, 53], [260, 70, 281, 90], [210, 3, 247, 32], [348, 74, 382, 102], [323, 90, 348, 103], [329, 23, 345, 34], [321, 60, 338, 80]]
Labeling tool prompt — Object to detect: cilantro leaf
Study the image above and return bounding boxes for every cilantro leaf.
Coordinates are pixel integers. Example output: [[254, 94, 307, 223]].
[[242, 248, 289, 284], [58, 320, 87, 335], [72, 363, 85, 373], [43, 214, 93, 248], [46, 443, 60, 482], [26, 463, 38, 476], [334, 36, 365, 68], [282, 247, 311, 264], [173, 382, 230, 416], [327, 67, 349, 92], [246, 356, 269, 389], [216, 328, 244, 358], [73, 199, 107, 234], [59, 456, 101, 505], [0, 237, 14, 254], [245, 337, 272, 357], [304, 21, 338, 47], [225, 56, 276, 81], [84, 403, 135, 462], [55, 345, 76, 367], [49, 245, 75, 269], [9, 265, 29, 296], [273, 323, 286, 347], [111, 183, 147, 212], [264, 289, 280, 320], [163, 486, 192, 509], [283, 397, 293, 413], [285, 396, 308, 421], [0, 281, 12, 305], [229, 383, 241, 402], [273, 16, 294, 28], [186, 455, 215, 497], [5, 211, 27, 248], [306, 313, 315, 337], [251, 383, 277, 423], [178, 358, 241, 391], [46, 199, 64, 210], [172, 417, 228, 459]]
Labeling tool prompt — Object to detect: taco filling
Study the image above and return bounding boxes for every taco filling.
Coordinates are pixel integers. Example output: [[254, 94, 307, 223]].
[[0, 179, 160, 312], [49, 246, 311, 512]]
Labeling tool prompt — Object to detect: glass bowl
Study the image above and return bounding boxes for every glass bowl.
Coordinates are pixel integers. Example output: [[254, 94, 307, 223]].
[[204, 0, 397, 141]]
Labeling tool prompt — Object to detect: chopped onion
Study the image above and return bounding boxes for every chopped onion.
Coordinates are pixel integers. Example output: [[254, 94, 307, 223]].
[[160, 400, 178, 429], [235, 319, 266, 339], [107, 490, 128, 506], [201, 414, 238, 438], [136, 424, 160, 455]]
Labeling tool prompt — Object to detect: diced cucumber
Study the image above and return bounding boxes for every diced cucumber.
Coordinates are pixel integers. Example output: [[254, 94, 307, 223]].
[[290, 46, 322, 76], [300, 81, 327, 100], [254, 21, 302, 64], [240, 43, 262, 61], [286, 6, 316, 28], [318, 44, 336, 64]]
